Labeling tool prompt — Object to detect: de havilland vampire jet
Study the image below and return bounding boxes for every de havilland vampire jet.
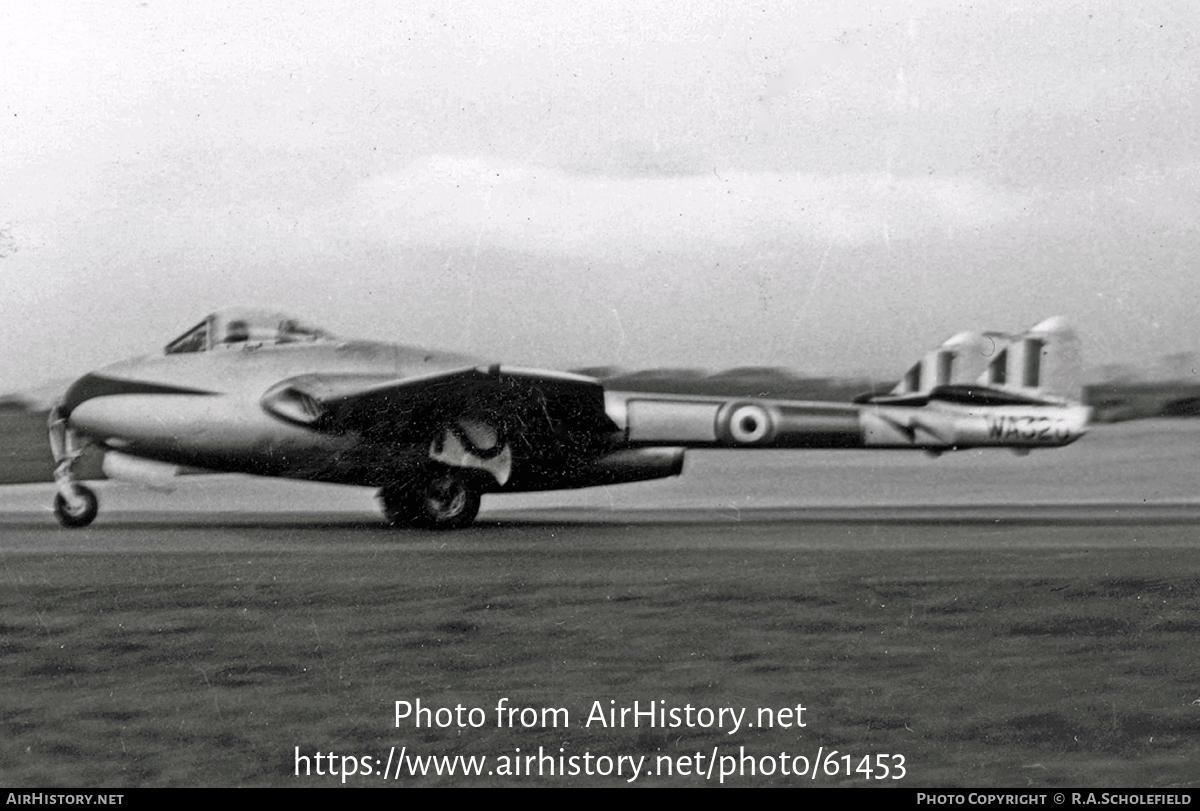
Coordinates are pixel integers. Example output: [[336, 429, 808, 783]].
[[46, 309, 1090, 529]]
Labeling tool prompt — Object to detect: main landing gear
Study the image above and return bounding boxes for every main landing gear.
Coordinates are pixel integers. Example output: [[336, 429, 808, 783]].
[[378, 417, 508, 530], [379, 467, 483, 530]]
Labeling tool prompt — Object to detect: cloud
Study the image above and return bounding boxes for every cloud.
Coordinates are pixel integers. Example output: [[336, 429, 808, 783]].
[[346, 156, 1030, 259]]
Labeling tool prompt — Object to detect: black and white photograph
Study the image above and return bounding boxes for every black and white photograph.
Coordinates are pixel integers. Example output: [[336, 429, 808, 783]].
[[1, 0, 1198, 789]]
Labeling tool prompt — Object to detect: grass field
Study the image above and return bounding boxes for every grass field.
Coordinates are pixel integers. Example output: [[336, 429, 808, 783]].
[[2, 518, 1198, 787]]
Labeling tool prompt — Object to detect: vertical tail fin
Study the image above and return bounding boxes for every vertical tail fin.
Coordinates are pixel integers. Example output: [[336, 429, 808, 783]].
[[977, 316, 1082, 403], [890, 330, 1007, 396], [889, 317, 1082, 403]]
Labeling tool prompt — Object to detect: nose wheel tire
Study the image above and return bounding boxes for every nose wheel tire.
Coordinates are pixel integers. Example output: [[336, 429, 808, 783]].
[[53, 485, 99, 528], [380, 469, 481, 530]]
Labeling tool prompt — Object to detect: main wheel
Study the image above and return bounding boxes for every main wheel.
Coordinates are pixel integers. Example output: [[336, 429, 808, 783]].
[[380, 469, 481, 530], [53, 484, 99, 528]]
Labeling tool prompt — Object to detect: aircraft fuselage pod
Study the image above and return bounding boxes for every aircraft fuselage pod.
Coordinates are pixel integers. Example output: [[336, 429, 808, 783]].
[[48, 309, 1089, 529]]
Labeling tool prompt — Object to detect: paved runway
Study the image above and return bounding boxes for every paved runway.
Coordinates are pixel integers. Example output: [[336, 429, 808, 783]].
[[2, 501, 1200, 555]]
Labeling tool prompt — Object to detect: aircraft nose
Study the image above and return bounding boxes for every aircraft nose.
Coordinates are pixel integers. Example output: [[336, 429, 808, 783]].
[[68, 394, 160, 443], [68, 392, 230, 452]]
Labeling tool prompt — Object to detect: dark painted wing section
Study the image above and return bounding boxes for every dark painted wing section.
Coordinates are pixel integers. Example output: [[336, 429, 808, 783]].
[[261, 367, 619, 490]]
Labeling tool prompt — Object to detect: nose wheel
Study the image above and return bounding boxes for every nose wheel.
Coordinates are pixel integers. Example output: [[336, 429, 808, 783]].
[[53, 484, 99, 528]]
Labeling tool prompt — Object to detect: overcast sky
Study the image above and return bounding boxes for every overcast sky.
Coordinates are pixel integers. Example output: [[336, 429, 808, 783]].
[[2, 1, 1199, 391]]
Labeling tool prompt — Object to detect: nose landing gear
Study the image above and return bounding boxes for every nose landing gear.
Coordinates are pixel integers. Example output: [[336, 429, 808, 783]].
[[49, 407, 99, 528], [53, 484, 99, 528]]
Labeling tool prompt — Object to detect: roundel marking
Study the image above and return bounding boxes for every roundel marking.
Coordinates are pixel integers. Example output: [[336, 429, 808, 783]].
[[717, 402, 776, 446]]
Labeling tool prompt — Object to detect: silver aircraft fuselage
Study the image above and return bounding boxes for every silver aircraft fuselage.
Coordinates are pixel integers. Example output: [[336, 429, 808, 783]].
[[46, 309, 1090, 529]]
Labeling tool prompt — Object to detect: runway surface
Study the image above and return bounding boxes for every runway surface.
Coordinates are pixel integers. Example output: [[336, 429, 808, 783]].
[[1, 420, 1198, 787], [2, 501, 1200, 555]]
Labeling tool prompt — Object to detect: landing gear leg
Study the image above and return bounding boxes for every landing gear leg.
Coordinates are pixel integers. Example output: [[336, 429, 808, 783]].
[[49, 408, 99, 528], [379, 467, 482, 530]]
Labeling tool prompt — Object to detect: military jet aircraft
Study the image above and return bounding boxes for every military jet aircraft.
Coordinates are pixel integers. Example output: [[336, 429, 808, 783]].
[[47, 309, 1090, 529]]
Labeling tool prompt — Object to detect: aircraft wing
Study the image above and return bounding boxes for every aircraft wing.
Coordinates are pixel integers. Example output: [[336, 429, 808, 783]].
[[259, 364, 619, 487], [259, 365, 617, 485]]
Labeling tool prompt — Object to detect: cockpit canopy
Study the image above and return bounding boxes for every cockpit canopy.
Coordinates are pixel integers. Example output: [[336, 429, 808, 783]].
[[165, 309, 334, 355]]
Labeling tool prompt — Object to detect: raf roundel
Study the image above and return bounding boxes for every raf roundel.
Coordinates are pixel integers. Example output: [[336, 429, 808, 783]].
[[717, 402, 776, 446]]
